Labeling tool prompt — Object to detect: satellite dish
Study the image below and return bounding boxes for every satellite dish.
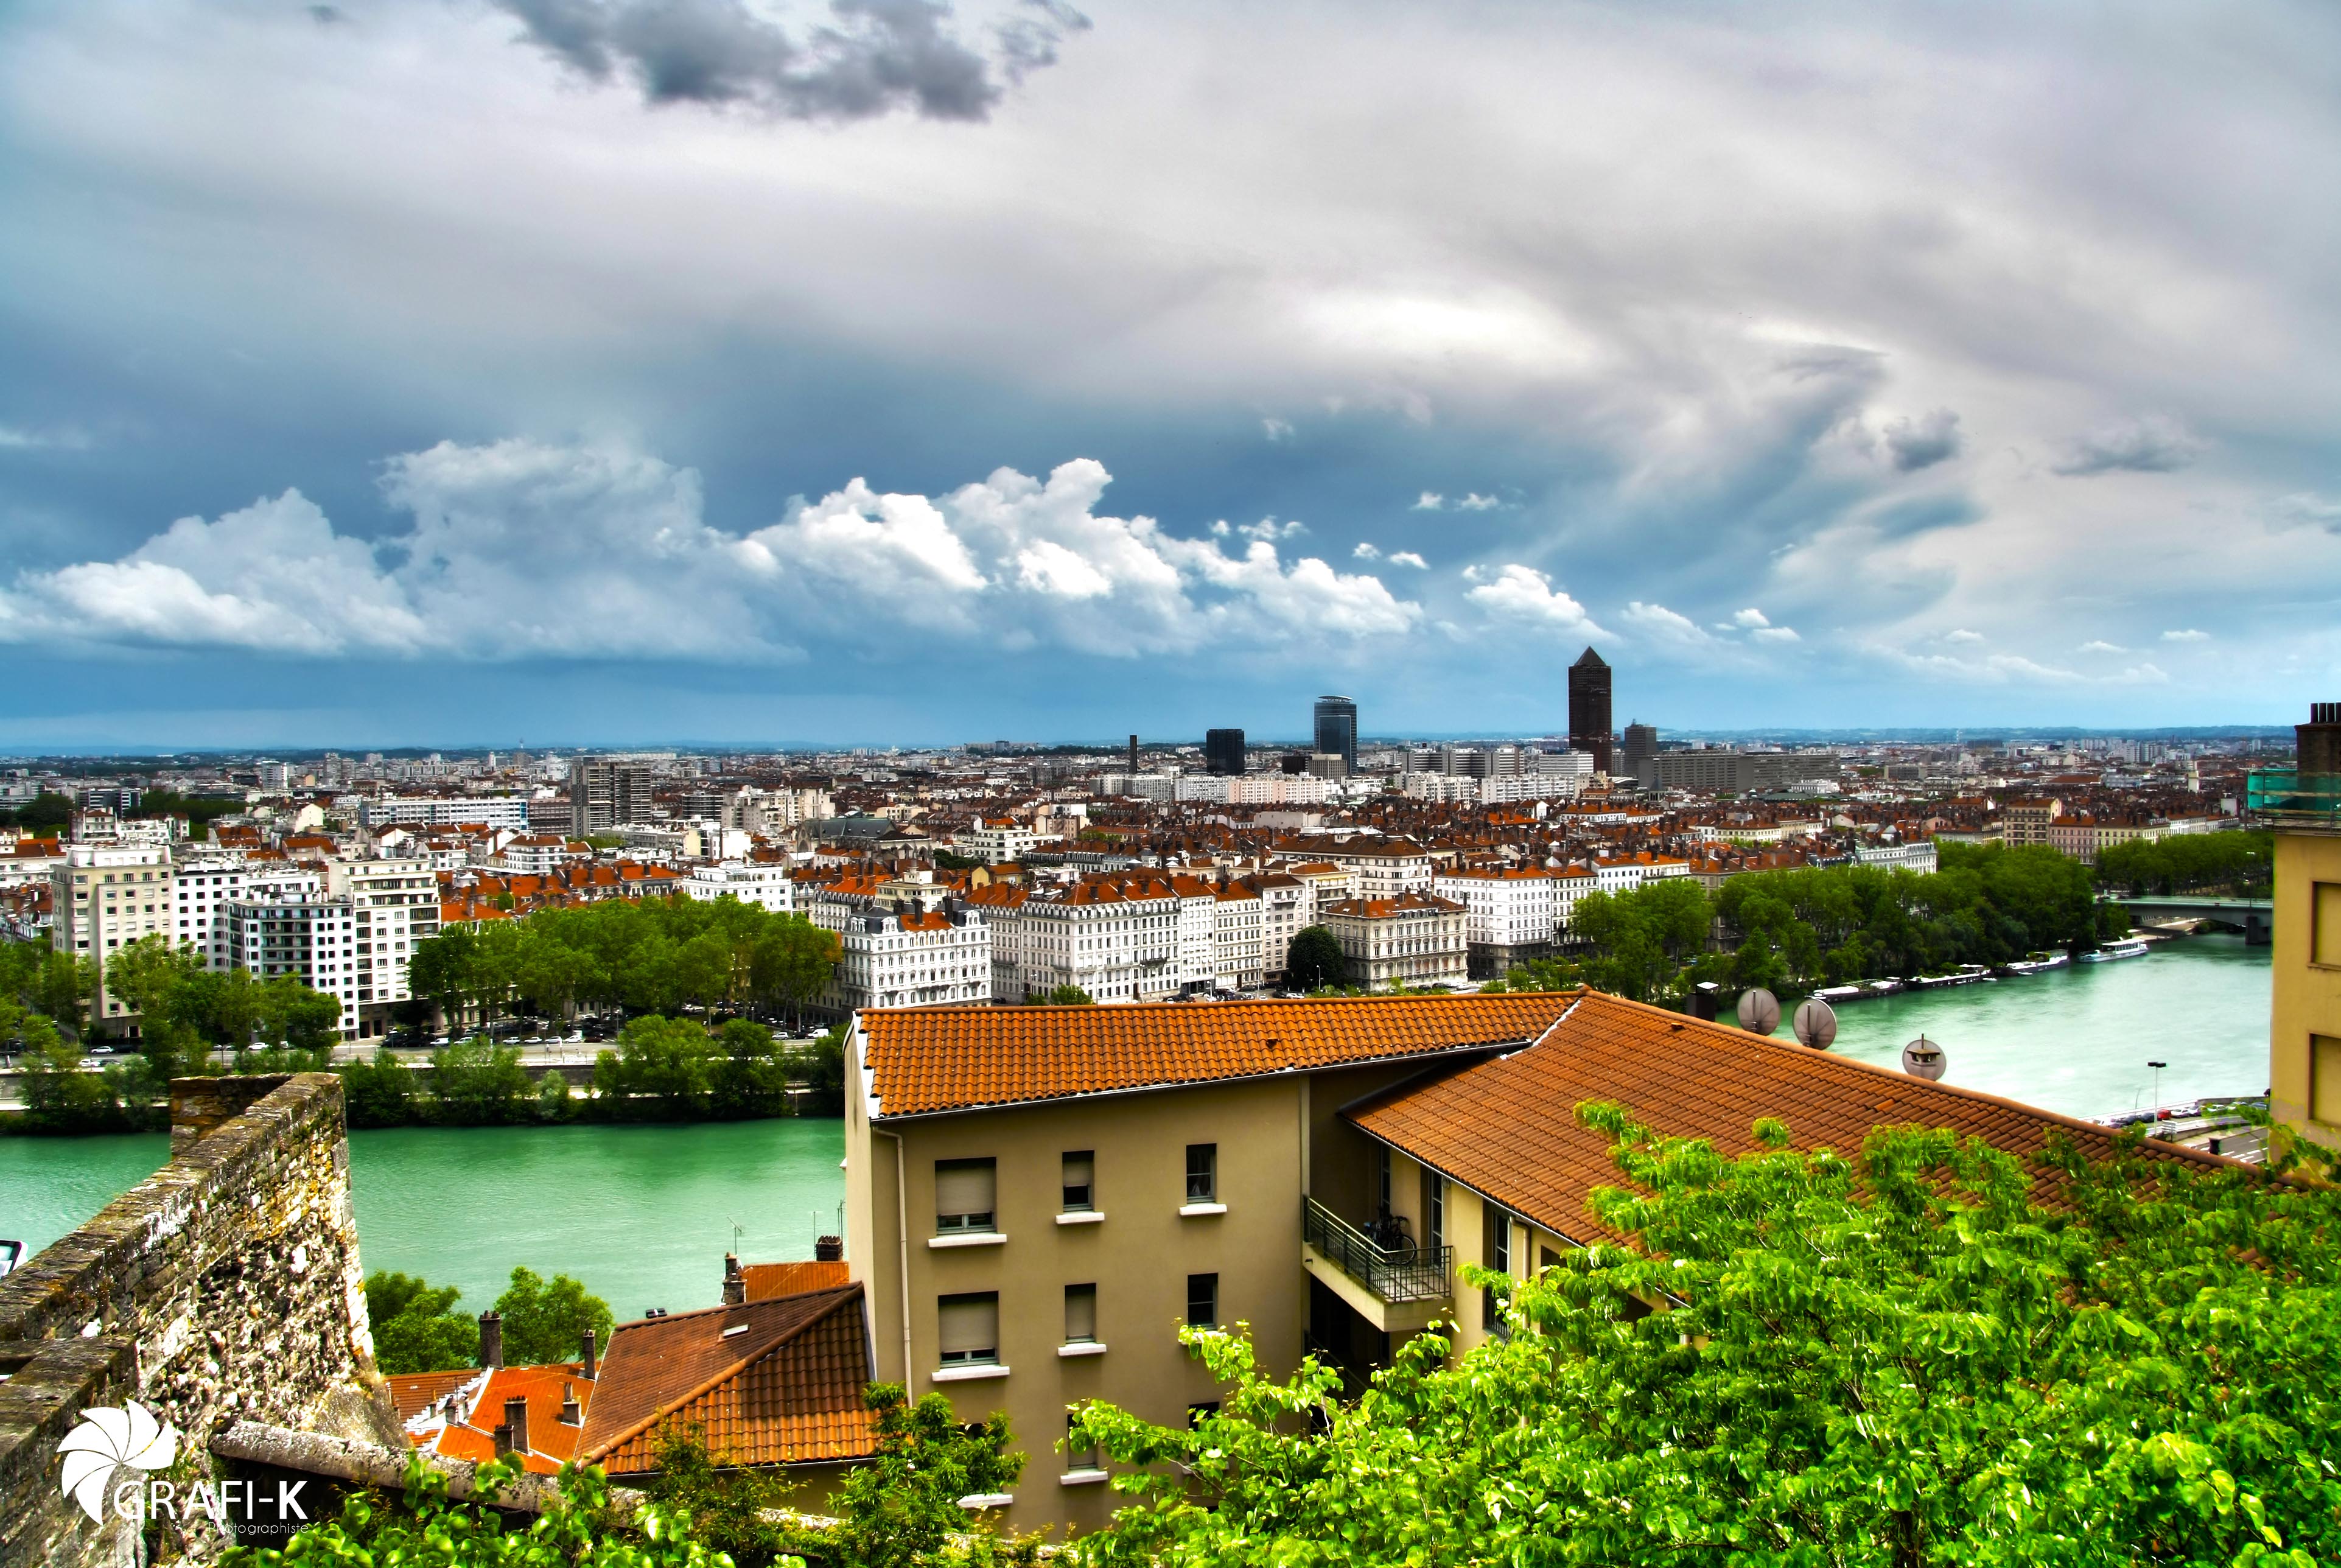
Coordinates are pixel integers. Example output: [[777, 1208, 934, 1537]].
[[1792, 998, 1837, 1051], [1902, 1035, 1947, 1081], [1736, 988, 1781, 1035]]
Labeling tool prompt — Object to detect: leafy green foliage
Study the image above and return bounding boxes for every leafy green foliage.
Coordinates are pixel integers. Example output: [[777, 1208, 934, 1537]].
[[0, 791, 73, 832], [1040, 984, 1096, 1006], [409, 895, 841, 1029], [221, 1449, 758, 1567], [366, 1270, 480, 1375], [647, 1428, 820, 1568], [832, 1385, 1029, 1568], [2098, 829, 2273, 896], [1069, 1109, 2341, 1567], [430, 1035, 535, 1124], [1284, 925, 1346, 991], [1564, 875, 1716, 1001], [493, 1266, 615, 1368]]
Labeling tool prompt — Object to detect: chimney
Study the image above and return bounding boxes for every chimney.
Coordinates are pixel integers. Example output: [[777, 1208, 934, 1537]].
[[478, 1311, 503, 1369], [492, 1420, 512, 1457], [814, 1234, 844, 1262], [2299, 702, 2341, 782], [559, 1381, 582, 1427], [505, 1395, 529, 1457], [723, 1253, 745, 1307], [580, 1328, 598, 1381]]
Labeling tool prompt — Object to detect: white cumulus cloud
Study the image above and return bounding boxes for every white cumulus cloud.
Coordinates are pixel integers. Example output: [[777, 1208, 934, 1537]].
[[1468, 564, 1607, 637]]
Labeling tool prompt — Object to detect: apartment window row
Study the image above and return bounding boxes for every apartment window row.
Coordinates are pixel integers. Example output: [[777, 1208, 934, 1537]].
[[933, 1273, 1217, 1373], [929, 1144, 1217, 1234]]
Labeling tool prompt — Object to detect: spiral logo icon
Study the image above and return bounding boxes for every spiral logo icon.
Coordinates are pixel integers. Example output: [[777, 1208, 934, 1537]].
[[57, 1402, 178, 1523]]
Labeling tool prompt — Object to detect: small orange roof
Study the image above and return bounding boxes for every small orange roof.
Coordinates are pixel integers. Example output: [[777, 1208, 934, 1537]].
[[860, 992, 1581, 1120], [740, 1260, 852, 1302]]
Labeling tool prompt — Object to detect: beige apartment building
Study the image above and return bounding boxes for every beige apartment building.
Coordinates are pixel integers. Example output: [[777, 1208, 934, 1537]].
[[840, 990, 2200, 1540], [2262, 702, 2341, 1152], [1321, 892, 1468, 988]]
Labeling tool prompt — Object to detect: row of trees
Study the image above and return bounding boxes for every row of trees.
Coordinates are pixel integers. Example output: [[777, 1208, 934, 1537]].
[[366, 1265, 616, 1376], [2096, 828, 2273, 895], [338, 1020, 848, 1128], [408, 896, 840, 1027], [1488, 844, 2123, 1004]]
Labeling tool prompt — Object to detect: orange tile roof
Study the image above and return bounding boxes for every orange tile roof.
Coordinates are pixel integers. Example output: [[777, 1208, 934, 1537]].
[[387, 1367, 478, 1424], [739, 1260, 852, 1302], [1347, 989, 2231, 1248], [582, 1287, 877, 1474], [861, 993, 1582, 1119], [392, 1363, 597, 1477]]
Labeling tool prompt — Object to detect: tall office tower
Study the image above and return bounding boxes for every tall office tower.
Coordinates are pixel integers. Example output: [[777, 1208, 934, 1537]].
[[1568, 648, 1613, 775], [1204, 729, 1247, 777], [1622, 722, 1658, 780], [569, 758, 656, 833], [1128, 734, 1139, 774], [1313, 695, 1359, 772]]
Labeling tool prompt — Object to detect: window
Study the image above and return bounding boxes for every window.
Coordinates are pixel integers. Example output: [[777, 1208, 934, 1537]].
[[1062, 1151, 1094, 1212], [1066, 1413, 1099, 1469], [1186, 1272, 1219, 1329], [2317, 885, 2341, 968], [1064, 1284, 1097, 1343], [1421, 1171, 1444, 1250], [937, 1293, 999, 1366], [935, 1158, 996, 1233], [2314, 1035, 2341, 1125], [1483, 1204, 1513, 1339], [1185, 1143, 1217, 1203]]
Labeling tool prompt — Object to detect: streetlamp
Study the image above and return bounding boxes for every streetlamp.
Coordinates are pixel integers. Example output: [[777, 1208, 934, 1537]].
[[2147, 1059, 2168, 1109]]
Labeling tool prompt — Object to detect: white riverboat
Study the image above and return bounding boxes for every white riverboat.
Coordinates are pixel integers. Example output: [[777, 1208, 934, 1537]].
[[2082, 938, 2150, 964]]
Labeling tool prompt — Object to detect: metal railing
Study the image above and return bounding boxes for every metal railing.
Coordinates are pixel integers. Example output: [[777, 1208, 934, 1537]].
[[1303, 1197, 1453, 1303], [2247, 769, 2341, 828]]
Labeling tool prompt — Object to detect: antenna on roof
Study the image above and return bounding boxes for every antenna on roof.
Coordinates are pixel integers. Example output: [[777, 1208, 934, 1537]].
[[1792, 997, 1836, 1051], [1735, 988, 1780, 1036], [1902, 1035, 1947, 1080]]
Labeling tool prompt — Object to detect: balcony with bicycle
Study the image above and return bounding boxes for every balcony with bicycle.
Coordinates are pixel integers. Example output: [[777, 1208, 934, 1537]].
[[1301, 1195, 1453, 1334]]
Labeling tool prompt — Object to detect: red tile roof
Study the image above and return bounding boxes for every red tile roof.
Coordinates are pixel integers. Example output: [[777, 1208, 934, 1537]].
[[581, 1286, 878, 1474], [861, 993, 1582, 1119], [739, 1260, 851, 1301], [390, 1362, 597, 1476], [1347, 989, 2231, 1247]]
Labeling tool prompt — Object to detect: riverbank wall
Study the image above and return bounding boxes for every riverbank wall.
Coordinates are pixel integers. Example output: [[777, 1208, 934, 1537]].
[[0, 1074, 399, 1567]]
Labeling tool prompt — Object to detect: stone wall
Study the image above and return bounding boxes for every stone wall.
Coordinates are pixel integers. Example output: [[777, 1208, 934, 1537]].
[[0, 1074, 399, 1567]]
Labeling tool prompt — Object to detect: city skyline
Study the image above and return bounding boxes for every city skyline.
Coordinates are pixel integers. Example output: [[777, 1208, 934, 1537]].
[[2, 2, 2337, 749]]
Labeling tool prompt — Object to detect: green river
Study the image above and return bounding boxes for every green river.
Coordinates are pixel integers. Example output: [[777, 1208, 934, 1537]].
[[0, 936, 2270, 1315]]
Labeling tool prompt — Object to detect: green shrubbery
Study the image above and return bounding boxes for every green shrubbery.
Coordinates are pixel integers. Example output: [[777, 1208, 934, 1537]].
[[365, 1265, 612, 1376], [2098, 828, 2273, 895]]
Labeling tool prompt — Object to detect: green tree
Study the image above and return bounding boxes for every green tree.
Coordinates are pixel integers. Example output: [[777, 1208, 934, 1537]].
[[340, 1048, 419, 1128], [1, 791, 72, 833], [1285, 925, 1346, 990], [428, 1035, 533, 1124], [492, 1265, 615, 1368], [647, 1429, 816, 1568], [793, 1025, 847, 1116], [710, 1018, 793, 1118], [595, 1015, 718, 1118], [1040, 984, 1096, 1006], [1069, 1107, 2341, 1568], [365, 1271, 480, 1375], [832, 1385, 1024, 1568], [747, 915, 842, 1023]]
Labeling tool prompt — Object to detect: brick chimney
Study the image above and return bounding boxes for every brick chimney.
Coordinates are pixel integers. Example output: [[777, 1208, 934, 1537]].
[[580, 1328, 598, 1380], [504, 1395, 529, 1457], [722, 1253, 745, 1307], [814, 1235, 844, 1262], [478, 1310, 503, 1369]]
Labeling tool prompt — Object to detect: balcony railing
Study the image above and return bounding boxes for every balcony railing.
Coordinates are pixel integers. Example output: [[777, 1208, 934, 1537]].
[[2247, 769, 2341, 829], [1303, 1197, 1453, 1304]]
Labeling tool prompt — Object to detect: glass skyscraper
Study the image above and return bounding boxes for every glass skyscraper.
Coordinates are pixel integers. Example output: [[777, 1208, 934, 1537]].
[[1312, 695, 1358, 772]]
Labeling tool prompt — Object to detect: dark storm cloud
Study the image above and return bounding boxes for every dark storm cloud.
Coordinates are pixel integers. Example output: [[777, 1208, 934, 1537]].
[[1880, 408, 1962, 471], [2053, 415, 2202, 476], [492, 0, 1074, 121]]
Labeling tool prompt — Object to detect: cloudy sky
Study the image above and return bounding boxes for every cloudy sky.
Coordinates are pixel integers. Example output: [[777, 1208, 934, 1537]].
[[1, 0, 2336, 749]]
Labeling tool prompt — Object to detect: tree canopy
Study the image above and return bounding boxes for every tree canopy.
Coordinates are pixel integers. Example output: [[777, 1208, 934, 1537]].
[[2098, 829, 2273, 897], [493, 1266, 615, 1368], [1285, 925, 1346, 991], [1068, 1108, 2341, 1567], [410, 895, 839, 1025]]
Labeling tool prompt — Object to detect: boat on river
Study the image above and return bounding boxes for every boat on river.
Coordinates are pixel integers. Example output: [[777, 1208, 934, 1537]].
[[2003, 953, 2070, 974], [2082, 939, 2151, 964], [1913, 964, 1995, 989]]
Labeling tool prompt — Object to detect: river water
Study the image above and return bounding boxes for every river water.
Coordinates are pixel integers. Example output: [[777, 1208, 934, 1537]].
[[0, 937, 2270, 1314]]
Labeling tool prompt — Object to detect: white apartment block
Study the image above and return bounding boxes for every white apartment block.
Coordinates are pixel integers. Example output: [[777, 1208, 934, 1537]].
[[1247, 872, 1314, 983], [958, 822, 1042, 865], [175, 861, 324, 967], [1552, 864, 1597, 933], [1433, 867, 1556, 970], [1852, 841, 1939, 875], [1332, 839, 1434, 900], [811, 908, 991, 1020], [51, 843, 174, 1033], [1209, 883, 1265, 991], [224, 895, 362, 1037], [974, 884, 1181, 1004], [361, 795, 530, 831], [1590, 853, 1691, 896], [325, 858, 439, 1035], [497, 835, 583, 877], [1322, 893, 1469, 989], [681, 859, 797, 914]]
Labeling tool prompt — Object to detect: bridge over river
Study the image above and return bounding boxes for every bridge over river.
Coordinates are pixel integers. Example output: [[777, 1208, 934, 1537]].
[[2106, 894, 2272, 944]]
